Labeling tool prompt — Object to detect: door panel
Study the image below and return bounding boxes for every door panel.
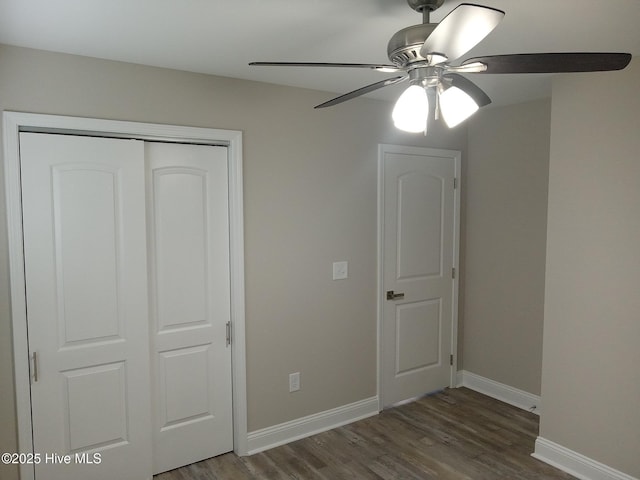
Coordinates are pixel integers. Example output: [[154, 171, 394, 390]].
[[381, 148, 457, 407], [146, 142, 233, 474], [54, 166, 122, 344], [397, 173, 443, 280], [63, 362, 128, 451], [396, 300, 441, 374], [20, 133, 152, 480], [159, 346, 213, 426], [153, 168, 209, 330]]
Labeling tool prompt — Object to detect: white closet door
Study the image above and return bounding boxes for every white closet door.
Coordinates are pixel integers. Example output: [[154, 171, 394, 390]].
[[146, 142, 233, 474], [20, 133, 152, 480]]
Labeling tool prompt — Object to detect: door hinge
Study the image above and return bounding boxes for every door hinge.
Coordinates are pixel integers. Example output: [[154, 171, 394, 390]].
[[450, 354, 454, 366], [452, 267, 456, 279]]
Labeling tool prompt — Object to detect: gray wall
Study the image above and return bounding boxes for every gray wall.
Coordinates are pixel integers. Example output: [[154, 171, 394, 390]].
[[0, 45, 466, 480], [463, 99, 551, 394], [540, 59, 640, 477]]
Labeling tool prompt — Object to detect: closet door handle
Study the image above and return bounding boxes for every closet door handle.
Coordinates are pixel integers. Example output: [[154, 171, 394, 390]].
[[32, 351, 39, 383]]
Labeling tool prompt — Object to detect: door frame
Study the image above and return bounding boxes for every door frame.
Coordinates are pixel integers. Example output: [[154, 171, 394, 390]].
[[376, 144, 461, 409], [3, 111, 249, 480]]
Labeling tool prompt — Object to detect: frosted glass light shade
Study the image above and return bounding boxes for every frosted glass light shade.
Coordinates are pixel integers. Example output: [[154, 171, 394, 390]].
[[392, 85, 429, 133], [439, 86, 479, 128]]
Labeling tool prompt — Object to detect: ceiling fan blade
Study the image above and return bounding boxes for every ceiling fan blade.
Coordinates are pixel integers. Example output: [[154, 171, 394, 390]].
[[249, 61, 402, 72], [314, 76, 408, 109], [461, 52, 632, 74], [420, 3, 505, 64], [443, 73, 491, 107]]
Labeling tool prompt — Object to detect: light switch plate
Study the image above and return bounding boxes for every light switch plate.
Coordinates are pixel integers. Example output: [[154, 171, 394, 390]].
[[332, 261, 348, 280], [289, 372, 300, 392]]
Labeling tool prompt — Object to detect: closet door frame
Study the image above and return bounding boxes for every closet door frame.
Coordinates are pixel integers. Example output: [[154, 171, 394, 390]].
[[3, 111, 249, 480]]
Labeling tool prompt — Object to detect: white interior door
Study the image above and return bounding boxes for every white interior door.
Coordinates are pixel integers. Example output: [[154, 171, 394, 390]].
[[20, 133, 152, 480], [380, 145, 458, 407], [146, 142, 233, 474]]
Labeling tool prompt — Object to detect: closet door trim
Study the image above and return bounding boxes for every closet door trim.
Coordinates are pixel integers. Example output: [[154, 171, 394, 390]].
[[3, 111, 248, 480]]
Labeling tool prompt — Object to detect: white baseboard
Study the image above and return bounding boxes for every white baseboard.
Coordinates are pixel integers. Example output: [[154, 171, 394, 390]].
[[246, 396, 379, 455], [533, 437, 638, 480], [457, 370, 541, 415]]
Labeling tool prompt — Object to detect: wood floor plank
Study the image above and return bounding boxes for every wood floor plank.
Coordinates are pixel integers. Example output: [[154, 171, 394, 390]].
[[155, 388, 576, 480]]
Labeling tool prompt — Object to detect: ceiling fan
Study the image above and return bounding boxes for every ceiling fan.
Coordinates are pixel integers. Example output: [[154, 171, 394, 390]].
[[250, 0, 632, 133]]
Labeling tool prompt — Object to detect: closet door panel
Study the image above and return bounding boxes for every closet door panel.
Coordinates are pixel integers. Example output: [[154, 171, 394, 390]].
[[20, 133, 152, 480], [146, 142, 233, 474]]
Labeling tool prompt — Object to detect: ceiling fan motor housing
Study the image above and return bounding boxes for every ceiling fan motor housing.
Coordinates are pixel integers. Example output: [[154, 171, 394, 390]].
[[388, 23, 438, 67], [390, 0, 446, 67]]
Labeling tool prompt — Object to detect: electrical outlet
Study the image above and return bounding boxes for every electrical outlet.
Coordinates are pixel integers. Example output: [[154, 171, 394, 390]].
[[289, 372, 300, 392]]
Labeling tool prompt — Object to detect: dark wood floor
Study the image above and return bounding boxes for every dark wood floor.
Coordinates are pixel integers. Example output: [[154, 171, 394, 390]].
[[155, 387, 575, 479]]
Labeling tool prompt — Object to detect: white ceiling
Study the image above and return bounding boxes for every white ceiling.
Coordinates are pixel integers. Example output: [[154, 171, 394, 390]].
[[1, 0, 640, 108]]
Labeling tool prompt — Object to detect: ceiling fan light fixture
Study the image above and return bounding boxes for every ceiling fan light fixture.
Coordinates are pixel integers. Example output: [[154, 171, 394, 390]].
[[439, 85, 479, 128], [392, 85, 429, 133]]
